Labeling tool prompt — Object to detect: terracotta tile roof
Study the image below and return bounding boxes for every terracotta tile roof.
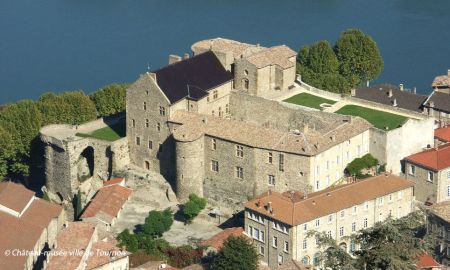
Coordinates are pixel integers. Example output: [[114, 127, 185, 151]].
[[404, 144, 450, 171], [245, 174, 414, 226], [200, 227, 245, 250], [416, 253, 441, 269], [103, 177, 125, 187], [81, 184, 132, 223], [245, 45, 297, 69], [149, 51, 232, 104], [0, 197, 62, 270], [276, 260, 311, 270], [354, 84, 427, 112], [47, 222, 97, 270], [435, 126, 450, 142], [432, 72, 450, 88], [86, 240, 129, 269], [430, 200, 450, 223], [192, 38, 264, 59], [170, 110, 372, 156], [0, 181, 34, 213]]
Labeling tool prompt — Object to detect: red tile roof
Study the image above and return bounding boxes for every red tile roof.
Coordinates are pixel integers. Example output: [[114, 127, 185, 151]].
[[435, 126, 450, 142], [200, 227, 245, 250], [81, 185, 132, 223], [0, 197, 63, 270], [47, 222, 97, 270], [416, 253, 441, 269], [86, 240, 129, 269], [0, 181, 34, 213], [245, 174, 414, 226], [404, 144, 450, 171], [103, 177, 125, 187]]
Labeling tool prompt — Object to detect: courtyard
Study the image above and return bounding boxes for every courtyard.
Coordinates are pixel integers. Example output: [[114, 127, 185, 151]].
[[76, 120, 126, 141], [335, 104, 408, 130], [283, 92, 337, 109]]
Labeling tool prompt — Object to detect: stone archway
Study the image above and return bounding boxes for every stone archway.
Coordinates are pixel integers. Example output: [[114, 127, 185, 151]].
[[77, 146, 94, 182]]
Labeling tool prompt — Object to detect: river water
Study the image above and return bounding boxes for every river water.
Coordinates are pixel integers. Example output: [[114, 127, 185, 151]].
[[1, 0, 449, 103]]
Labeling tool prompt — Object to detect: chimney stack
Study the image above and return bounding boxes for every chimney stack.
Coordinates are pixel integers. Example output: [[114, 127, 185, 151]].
[[168, 54, 182, 65], [448, 69, 450, 76], [388, 89, 393, 97], [393, 98, 397, 107], [413, 87, 417, 94], [183, 53, 190, 60], [148, 72, 157, 83], [399, 84, 404, 91], [434, 138, 439, 149]]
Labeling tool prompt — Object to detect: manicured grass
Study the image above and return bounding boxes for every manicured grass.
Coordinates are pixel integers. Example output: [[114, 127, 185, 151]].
[[284, 92, 336, 109], [335, 105, 407, 130], [76, 121, 126, 141]]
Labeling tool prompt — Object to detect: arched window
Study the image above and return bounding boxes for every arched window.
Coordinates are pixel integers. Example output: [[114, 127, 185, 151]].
[[313, 252, 321, 266], [301, 256, 310, 265], [144, 161, 150, 170]]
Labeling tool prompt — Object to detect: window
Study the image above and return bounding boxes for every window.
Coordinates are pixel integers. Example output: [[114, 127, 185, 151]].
[[353, 206, 357, 215], [148, 140, 153, 149], [326, 160, 330, 170], [236, 145, 244, 158], [336, 155, 340, 164], [389, 194, 393, 202], [268, 152, 273, 164], [340, 210, 345, 218], [339, 226, 344, 237], [272, 236, 278, 248], [225, 104, 229, 114], [350, 241, 356, 252], [363, 218, 368, 228], [259, 246, 264, 255], [143, 102, 147, 110], [301, 256, 310, 265], [132, 119, 136, 128], [284, 241, 289, 253], [316, 165, 320, 175], [328, 214, 333, 223], [327, 231, 332, 238], [303, 223, 307, 231], [253, 228, 259, 239], [260, 231, 265, 242], [409, 165, 416, 175], [248, 226, 253, 236], [159, 106, 165, 116], [427, 171, 434, 182], [145, 119, 149, 127], [211, 139, 216, 150], [447, 171, 450, 179], [218, 107, 223, 117], [212, 110, 215, 116], [315, 219, 320, 227], [211, 160, 219, 172], [352, 222, 356, 232], [135, 136, 140, 145], [346, 151, 350, 160], [157, 122, 161, 132], [379, 212, 384, 222], [236, 167, 244, 179], [378, 197, 384, 205], [447, 185, 450, 198], [315, 237, 320, 246], [315, 181, 319, 190], [244, 69, 248, 75], [279, 154, 284, 171], [243, 79, 249, 90], [145, 160, 150, 170], [364, 201, 369, 211], [278, 254, 283, 265], [268, 175, 275, 186], [302, 239, 307, 249], [213, 90, 218, 99]]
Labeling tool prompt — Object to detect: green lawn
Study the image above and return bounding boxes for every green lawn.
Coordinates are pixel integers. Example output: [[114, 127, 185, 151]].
[[335, 105, 407, 130], [76, 121, 126, 141], [284, 92, 336, 109]]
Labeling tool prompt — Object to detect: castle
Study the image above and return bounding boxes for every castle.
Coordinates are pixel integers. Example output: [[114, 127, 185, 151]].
[[40, 38, 433, 214]]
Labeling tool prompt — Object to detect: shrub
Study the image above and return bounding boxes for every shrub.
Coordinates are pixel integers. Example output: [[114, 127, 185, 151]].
[[346, 154, 378, 177], [117, 229, 139, 252], [182, 193, 207, 223], [163, 245, 203, 268], [142, 208, 173, 237]]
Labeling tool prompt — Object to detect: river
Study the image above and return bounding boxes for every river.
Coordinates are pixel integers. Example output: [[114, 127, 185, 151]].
[[1, 0, 449, 103]]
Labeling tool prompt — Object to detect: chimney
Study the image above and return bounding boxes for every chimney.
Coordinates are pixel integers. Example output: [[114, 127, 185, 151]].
[[267, 202, 273, 214], [399, 84, 404, 91], [183, 53, 190, 60], [413, 87, 417, 94], [148, 72, 157, 83], [448, 69, 450, 76], [388, 89, 393, 97], [351, 88, 356, 96], [430, 101, 435, 108], [393, 98, 397, 107], [434, 138, 439, 149], [168, 54, 182, 65]]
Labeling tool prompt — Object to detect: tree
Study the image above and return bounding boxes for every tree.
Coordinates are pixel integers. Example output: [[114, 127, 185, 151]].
[[335, 29, 384, 87], [117, 229, 139, 252], [38, 91, 97, 125], [90, 83, 128, 117], [0, 127, 13, 179], [314, 73, 350, 94], [305, 40, 339, 74], [310, 231, 357, 270], [182, 193, 207, 223], [210, 236, 258, 270], [142, 208, 173, 237], [0, 100, 42, 177]]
